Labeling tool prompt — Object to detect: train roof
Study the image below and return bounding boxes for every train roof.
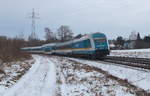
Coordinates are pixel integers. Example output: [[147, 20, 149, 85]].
[[56, 32, 105, 46], [22, 32, 106, 49], [43, 43, 56, 47], [21, 46, 43, 50]]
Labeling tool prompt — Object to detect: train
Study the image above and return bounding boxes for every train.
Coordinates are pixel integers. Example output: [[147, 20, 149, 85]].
[[22, 32, 110, 59]]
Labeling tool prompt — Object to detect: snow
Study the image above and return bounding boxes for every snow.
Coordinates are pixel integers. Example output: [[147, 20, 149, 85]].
[[110, 48, 150, 58], [0, 55, 56, 96], [51, 57, 139, 96], [0, 59, 34, 91], [111, 48, 150, 52], [69, 58, 150, 92], [1, 54, 149, 95]]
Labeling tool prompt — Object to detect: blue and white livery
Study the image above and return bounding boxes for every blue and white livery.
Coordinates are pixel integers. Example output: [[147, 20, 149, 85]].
[[22, 32, 110, 59]]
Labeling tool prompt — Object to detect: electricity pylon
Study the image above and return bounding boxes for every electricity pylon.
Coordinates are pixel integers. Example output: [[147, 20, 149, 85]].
[[28, 8, 40, 40]]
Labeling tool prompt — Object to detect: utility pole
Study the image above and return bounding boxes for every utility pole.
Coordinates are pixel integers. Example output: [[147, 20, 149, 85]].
[[28, 8, 40, 40]]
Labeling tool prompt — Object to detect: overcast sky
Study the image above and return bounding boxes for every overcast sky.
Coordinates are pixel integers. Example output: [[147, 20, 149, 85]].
[[0, 0, 150, 39]]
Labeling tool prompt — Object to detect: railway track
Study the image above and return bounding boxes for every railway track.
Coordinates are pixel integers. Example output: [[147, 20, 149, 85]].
[[102, 56, 150, 70], [48, 54, 150, 70]]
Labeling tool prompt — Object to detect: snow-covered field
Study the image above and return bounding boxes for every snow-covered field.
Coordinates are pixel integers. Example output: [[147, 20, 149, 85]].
[[52, 57, 142, 96], [70, 58, 150, 92], [110, 48, 150, 58], [0, 55, 150, 96]]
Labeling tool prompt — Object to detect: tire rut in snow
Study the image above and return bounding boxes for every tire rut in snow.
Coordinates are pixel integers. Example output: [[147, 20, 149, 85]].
[[1, 55, 56, 96]]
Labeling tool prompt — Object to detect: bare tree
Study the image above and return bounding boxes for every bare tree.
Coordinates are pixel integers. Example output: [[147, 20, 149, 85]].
[[57, 25, 73, 42], [28, 32, 38, 41], [27, 32, 41, 46], [0, 36, 30, 63], [45, 27, 54, 42], [17, 31, 25, 40], [114, 36, 125, 49], [129, 31, 137, 40], [137, 33, 141, 40]]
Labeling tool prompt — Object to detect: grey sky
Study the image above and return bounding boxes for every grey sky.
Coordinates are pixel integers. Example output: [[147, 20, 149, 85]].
[[0, 0, 150, 39]]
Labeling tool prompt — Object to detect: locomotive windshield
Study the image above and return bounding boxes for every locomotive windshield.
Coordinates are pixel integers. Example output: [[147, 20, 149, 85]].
[[94, 38, 107, 43], [94, 37, 108, 50]]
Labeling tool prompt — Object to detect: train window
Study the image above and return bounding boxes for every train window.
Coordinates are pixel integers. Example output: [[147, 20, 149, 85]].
[[56, 43, 72, 50], [84, 39, 91, 48], [72, 39, 91, 49], [55, 39, 92, 50], [94, 38, 106, 43]]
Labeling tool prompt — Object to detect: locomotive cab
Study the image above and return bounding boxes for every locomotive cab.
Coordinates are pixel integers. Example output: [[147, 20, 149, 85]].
[[92, 33, 110, 58]]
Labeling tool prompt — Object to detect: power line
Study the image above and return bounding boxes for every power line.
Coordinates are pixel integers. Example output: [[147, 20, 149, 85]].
[[27, 8, 40, 39]]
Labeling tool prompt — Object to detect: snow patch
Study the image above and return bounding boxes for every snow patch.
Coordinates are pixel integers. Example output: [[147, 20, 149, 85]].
[[0, 55, 56, 96], [69, 58, 150, 92], [110, 49, 150, 58]]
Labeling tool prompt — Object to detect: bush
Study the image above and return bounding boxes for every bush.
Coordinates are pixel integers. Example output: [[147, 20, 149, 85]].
[[0, 37, 31, 63]]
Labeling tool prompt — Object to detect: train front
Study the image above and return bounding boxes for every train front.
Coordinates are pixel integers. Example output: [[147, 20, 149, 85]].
[[92, 33, 110, 58]]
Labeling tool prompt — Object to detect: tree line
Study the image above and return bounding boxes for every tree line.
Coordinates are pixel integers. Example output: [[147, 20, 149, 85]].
[[0, 25, 74, 63], [113, 32, 150, 49], [28, 25, 74, 47], [0, 36, 30, 63], [1, 26, 150, 62]]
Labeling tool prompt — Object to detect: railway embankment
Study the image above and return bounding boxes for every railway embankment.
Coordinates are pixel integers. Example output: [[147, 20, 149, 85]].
[[51, 56, 149, 96], [69, 57, 150, 93]]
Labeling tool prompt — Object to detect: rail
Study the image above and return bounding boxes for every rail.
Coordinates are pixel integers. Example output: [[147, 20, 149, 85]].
[[102, 56, 150, 70]]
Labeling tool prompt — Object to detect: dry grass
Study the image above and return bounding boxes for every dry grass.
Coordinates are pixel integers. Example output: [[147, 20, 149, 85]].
[[0, 58, 34, 88], [54, 56, 150, 96]]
